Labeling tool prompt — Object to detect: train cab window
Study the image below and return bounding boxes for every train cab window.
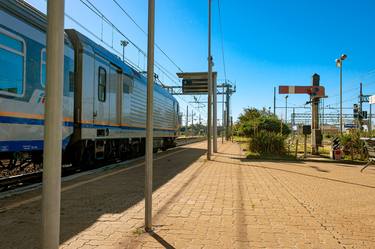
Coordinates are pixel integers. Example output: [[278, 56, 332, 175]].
[[98, 67, 107, 102], [123, 74, 134, 94], [0, 28, 25, 96]]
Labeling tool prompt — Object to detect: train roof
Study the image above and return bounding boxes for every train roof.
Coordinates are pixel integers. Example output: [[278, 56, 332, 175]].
[[67, 29, 177, 102], [0, 0, 177, 103], [66, 29, 134, 77], [0, 0, 46, 32]]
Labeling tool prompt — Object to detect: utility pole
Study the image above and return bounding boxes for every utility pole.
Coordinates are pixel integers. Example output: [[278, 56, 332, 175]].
[[311, 74, 320, 155], [273, 86, 276, 115], [191, 109, 194, 136], [186, 105, 189, 136], [336, 54, 347, 134], [292, 107, 295, 134], [213, 78, 218, 152], [230, 116, 233, 141], [207, 0, 213, 160], [226, 88, 230, 140], [322, 98, 325, 134], [145, 0, 155, 232], [120, 40, 129, 62], [222, 83, 225, 143], [285, 95, 288, 125], [359, 82, 363, 130], [42, 0, 65, 248]]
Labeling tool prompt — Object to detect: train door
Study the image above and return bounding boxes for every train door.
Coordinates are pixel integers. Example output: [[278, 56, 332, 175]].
[[109, 64, 122, 127], [93, 56, 110, 130]]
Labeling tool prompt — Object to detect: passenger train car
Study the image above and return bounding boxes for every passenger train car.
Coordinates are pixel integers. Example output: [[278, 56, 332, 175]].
[[0, 1, 179, 167]]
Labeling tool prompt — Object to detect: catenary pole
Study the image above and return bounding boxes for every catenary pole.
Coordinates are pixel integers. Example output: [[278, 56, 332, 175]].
[[41, 0, 65, 248], [273, 86, 276, 115], [145, 0, 155, 232], [222, 83, 225, 143], [339, 62, 343, 134], [207, 0, 212, 160], [186, 105, 189, 136], [213, 76, 218, 152]]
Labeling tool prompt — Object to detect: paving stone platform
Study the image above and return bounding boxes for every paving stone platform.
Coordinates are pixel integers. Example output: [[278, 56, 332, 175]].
[[1, 141, 375, 248]]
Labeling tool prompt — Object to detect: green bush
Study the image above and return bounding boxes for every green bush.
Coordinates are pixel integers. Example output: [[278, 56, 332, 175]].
[[339, 132, 366, 160], [249, 131, 286, 155], [235, 108, 291, 137]]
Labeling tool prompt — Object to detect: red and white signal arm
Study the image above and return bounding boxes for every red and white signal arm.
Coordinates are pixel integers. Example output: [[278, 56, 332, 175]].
[[279, 85, 325, 97]]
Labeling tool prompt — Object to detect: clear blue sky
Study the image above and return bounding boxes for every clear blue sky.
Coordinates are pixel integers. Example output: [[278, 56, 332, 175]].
[[26, 0, 375, 124]]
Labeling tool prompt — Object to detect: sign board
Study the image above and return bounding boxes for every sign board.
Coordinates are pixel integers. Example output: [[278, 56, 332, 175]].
[[344, 123, 357, 129], [177, 72, 217, 94], [302, 125, 311, 135], [279, 85, 325, 98], [369, 95, 375, 104]]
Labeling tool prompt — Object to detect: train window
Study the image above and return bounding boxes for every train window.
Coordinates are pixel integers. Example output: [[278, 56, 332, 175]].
[[0, 28, 25, 96], [42, 49, 74, 94], [98, 67, 107, 102], [123, 74, 134, 94]]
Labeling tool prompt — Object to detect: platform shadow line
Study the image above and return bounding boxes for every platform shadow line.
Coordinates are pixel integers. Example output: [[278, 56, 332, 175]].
[[149, 231, 175, 249], [212, 159, 375, 190]]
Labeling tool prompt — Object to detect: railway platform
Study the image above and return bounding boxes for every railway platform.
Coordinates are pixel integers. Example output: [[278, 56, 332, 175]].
[[1, 140, 375, 248]]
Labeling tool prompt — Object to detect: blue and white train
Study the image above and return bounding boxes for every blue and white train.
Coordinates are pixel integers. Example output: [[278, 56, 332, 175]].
[[0, 1, 180, 167]]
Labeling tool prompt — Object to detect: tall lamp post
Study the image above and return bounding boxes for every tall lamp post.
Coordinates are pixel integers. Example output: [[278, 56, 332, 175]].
[[120, 40, 129, 62], [285, 95, 289, 125], [336, 54, 347, 134]]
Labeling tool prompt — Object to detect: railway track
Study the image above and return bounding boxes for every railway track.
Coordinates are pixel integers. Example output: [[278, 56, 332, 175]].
[[0, 137, 205, 192]]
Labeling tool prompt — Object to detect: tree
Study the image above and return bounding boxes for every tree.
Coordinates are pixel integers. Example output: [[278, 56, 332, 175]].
[[235, 107, 290, 137]]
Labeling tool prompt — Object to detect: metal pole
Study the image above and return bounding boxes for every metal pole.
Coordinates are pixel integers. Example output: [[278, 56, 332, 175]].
[[304, 134, 307, 158], [370, 104, 372, 134], [186, 105, 188, 136], [340, 63, 343, 134], [222, 83, 225, 143], [273, 86, 276, 115], [226, 92, 230, 140], [207, 0, 212, 160], [322, 98, 324, 133], [191, 109, 194, 136], [285, 95, 288, 125], [230, 116, 233, 142], [213, 77, 218, 152], [360, 82, 363, 131], [122, 43, 125, 61], [42, 0, 65, 248], [145, 0, 155, 232]]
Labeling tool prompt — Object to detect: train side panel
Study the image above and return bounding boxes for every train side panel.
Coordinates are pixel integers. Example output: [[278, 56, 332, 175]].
[[0, 7, 74, 154]]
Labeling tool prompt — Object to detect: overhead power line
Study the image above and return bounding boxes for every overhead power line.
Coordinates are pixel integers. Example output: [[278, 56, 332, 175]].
[[111, 0, 183, 73], [217, 0, 227, 83], [39, 0, 206, 119]]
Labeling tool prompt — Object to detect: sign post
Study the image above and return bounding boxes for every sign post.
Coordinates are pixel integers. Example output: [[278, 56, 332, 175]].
[[177, 72, 217, 160], [302, 125, 311, 158], [279, 74, 326, 155]]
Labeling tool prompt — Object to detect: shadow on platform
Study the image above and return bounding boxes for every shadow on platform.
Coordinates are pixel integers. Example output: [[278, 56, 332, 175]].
[[0, 147, 206, 249]]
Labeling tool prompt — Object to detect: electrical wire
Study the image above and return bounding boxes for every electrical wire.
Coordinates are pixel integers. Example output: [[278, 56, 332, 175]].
[[111, 0, 184, 73]]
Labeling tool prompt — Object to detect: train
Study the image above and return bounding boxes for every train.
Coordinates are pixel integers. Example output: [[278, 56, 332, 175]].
[[0, 1, 180, 168]]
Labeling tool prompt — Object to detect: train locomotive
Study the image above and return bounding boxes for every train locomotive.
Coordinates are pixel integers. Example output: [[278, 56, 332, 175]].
[[0, 1, 180, 168]]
